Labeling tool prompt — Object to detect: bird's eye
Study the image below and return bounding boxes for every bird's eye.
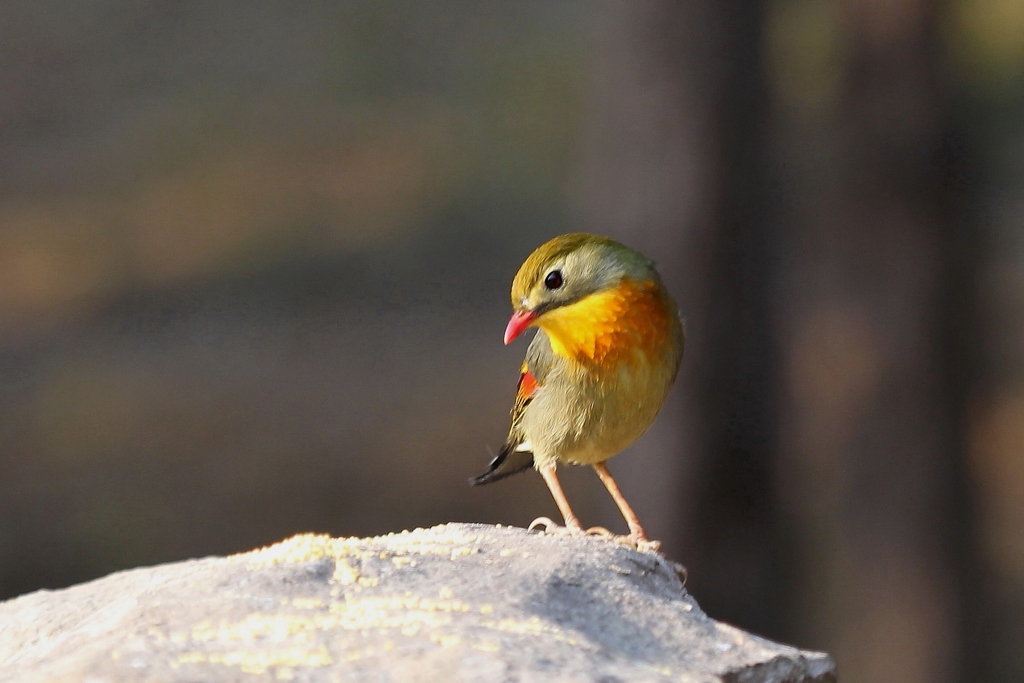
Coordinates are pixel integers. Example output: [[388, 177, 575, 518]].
[[544, 270, 563, 290]]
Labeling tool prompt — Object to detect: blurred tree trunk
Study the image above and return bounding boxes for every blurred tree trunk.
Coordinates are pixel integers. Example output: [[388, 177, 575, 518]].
[[956, 2, 1024, 678], [767, 2, 979, 681], [575, 1, 982, 682]]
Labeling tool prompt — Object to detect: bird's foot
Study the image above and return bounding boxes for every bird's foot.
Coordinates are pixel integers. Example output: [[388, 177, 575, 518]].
[[588, 527, 646, 550], [585, 527, 662, 552], [528, 517, 584, 536], [632, 536, 662, 553], [584, 526, 628, 543], [528, 516, 560, 533]]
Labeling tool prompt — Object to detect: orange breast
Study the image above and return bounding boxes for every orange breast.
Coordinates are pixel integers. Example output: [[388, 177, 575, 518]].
[[536, 279, 676, 370]]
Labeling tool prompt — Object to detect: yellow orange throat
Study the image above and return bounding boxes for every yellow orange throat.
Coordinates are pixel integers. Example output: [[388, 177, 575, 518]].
[[536, 279, 675, 369]]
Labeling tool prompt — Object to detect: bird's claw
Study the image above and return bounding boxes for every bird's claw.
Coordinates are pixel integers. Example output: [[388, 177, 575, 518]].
[[527, 516, 559, 533], [586, 527, 640, 548], [528, 517, 574, 535], [528, 517, 585, 536], [633, 537, 662, 553], [584, 526, 616, 539], [672, 561, 688, 586], [588, 528, 662, 552], [528, 519, 661, 552]]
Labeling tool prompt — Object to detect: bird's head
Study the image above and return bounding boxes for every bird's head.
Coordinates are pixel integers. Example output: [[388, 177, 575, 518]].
[[503, 233, 660, 345]]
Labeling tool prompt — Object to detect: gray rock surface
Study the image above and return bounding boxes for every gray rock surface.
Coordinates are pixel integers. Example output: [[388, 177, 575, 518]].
[[0, 523, 835, 682]]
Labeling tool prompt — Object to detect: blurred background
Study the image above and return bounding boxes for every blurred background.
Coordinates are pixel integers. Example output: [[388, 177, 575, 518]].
[[0, 0, 1022, 680]]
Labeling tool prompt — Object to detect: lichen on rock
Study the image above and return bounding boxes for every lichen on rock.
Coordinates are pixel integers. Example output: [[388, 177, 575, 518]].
[[0, 523, 835, 682]]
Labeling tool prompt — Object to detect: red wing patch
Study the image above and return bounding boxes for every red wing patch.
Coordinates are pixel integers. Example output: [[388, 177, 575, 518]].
[[517, 369, 539, 402], [510, 366, 538, 429]]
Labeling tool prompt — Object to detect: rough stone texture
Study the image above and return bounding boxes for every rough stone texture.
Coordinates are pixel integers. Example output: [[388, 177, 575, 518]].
[[0, 523, 835, 682]]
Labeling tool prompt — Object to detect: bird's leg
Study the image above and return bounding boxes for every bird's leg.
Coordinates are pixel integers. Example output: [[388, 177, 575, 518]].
[[592, 462, 661, 551], [531, 466, 584, 534]]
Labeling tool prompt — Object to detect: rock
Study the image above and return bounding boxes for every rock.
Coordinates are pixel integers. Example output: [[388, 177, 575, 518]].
[[0, 523, 835, 682]]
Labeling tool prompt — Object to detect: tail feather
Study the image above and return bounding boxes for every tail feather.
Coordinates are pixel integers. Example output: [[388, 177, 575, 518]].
[[470, 442, 534, 486]]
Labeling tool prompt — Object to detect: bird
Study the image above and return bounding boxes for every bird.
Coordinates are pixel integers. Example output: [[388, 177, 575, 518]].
[[471, 233, 684, 550]]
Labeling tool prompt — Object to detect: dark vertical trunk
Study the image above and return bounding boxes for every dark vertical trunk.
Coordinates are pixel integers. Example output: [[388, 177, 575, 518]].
[[575, 1, 983, 681], [768, 3, 977, 681], [677, 1, 795, 639]]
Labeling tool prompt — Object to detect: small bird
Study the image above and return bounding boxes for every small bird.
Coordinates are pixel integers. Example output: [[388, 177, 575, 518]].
[[471, 233, 684, 550]]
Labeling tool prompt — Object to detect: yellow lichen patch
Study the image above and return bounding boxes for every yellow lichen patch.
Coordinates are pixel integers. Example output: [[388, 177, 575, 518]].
[[238, 533, 365, 568], [336, 642, 396, 663], [332, 559, 360, 585], [291, 597, 324, 610], [177, 647, 331, 675], [329, 595, 473, 638], [187, 594, 476, 648], [237, 526, 483, 573], [342, 647, 367, 662], [146, 626, 169, 643], [375, 530, 483, 559], [177, 652, 207, 665], [172, 583, 594, 675], [430, 633, 462, 648], [357, 609, 448, 637], [191, 613, 332, 642], [328, 594, 473, 630], [480, 617, 580, 646], [472, 640, 501, 653]]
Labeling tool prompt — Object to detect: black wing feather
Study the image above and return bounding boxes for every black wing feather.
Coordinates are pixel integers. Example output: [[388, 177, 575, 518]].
[[469, 442, 534, 486], [471, 330, 553, 487]]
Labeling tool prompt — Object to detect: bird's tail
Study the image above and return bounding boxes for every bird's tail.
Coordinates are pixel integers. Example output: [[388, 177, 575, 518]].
[[469, 442, 534, 486]]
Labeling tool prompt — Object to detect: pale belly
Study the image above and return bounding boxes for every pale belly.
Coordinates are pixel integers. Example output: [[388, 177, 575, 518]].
[[523, 357, 675, 469]]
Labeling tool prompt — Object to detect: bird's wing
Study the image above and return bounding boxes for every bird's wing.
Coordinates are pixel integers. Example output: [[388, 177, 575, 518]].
[[524, 330, 555, 382], [469, 332, 553, 486], [510, 331, 555, 439]]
